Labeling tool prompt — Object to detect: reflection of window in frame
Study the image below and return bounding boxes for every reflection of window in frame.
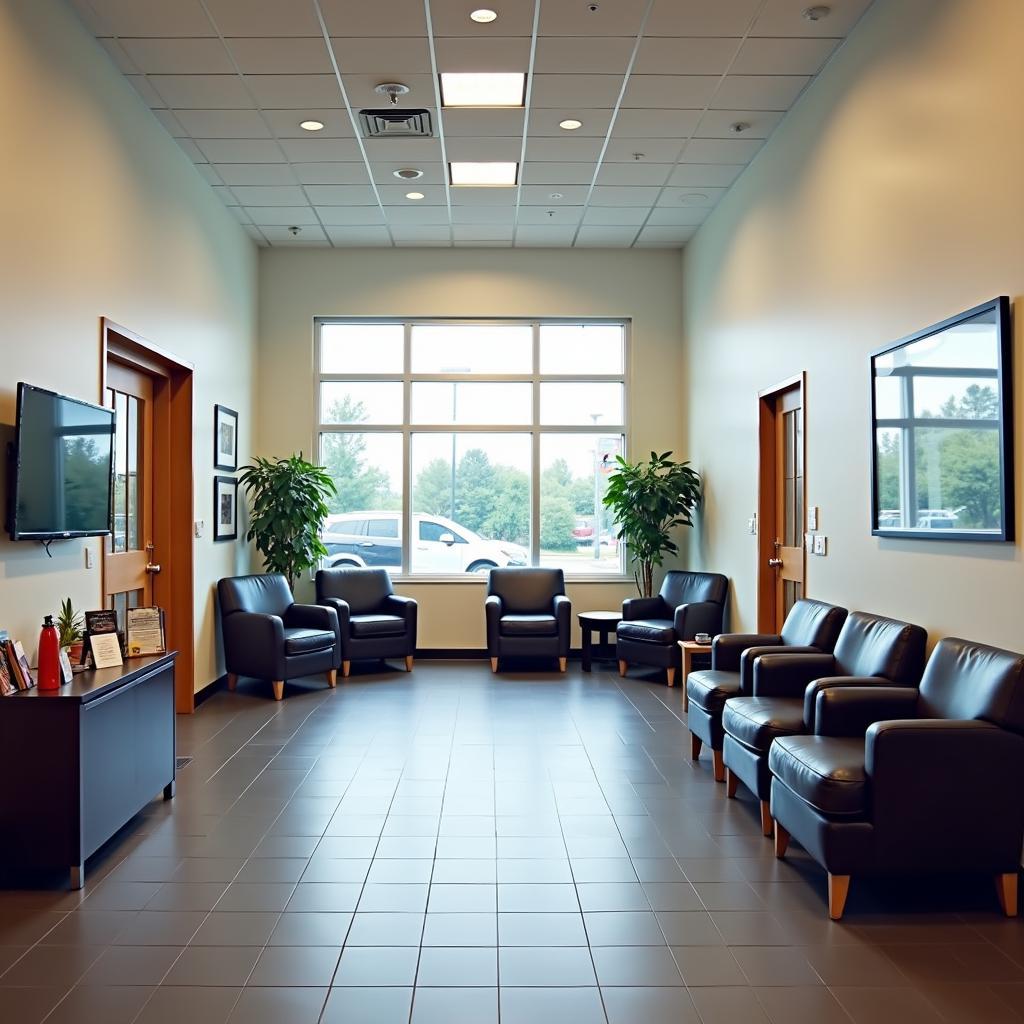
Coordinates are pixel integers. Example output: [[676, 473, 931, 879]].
[[870, 296, 1014, 542]]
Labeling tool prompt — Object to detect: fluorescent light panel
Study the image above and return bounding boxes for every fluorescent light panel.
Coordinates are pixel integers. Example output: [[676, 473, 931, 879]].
[[449, 161, 518, 186], [439, 72, 525, 107]]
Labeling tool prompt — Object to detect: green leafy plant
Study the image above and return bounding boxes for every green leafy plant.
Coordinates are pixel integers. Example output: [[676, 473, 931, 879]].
[[56, 597, 84, 648], [603, 451, 702, 597], [239, 454, 337, 590]]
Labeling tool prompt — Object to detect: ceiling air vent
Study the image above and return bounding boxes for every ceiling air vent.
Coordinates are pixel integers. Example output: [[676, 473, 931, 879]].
[[359, 108, 433, 138]]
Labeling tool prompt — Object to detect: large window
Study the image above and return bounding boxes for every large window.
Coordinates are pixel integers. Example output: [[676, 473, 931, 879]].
[[316, 320, 628, 578]]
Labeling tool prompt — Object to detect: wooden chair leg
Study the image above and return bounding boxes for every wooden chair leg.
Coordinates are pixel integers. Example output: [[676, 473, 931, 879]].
[[712, 749, 725, 782], [828, 874, 850, 920], [558, 657, 567, 673], [341, 660, 351, 678], [996, 872, 1019, 917], [726, 768, 739, 798], [405, 655, 414, 672], [683, 690, 689, 712], [665, 667, 676, 687], [271, 680, 284, 701], [490, 657, 499, 673], [226, 672, 237, 692], [690, 733, 702, 761], [774, 822, 790, 859], [760, 800, 773, 837], [325, 669, 337, 688], [618, 659, 628, 677]]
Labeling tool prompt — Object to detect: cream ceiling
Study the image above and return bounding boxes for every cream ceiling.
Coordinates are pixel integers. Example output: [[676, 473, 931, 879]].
[[68, 0, 873, 247]]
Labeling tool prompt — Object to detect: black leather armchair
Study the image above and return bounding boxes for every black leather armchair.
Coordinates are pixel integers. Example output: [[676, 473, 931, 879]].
[[485, 568, 570, 672], [617, 571, 728, 687], [770, 637, 1024, 920], [315, 567, 417, 677], [722, 611, 926, 835], [218, 573, 340, 701], [686, 599, 847, 783]]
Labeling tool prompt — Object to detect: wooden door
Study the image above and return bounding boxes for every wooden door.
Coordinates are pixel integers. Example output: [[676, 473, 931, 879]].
[[104, 362, 157, 624], [757, 375, 806, 632]]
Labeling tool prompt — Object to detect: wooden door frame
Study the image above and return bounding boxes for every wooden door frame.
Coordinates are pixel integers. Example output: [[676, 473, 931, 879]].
[[100, 318, 196, 713], [756, 372, 806, 633]]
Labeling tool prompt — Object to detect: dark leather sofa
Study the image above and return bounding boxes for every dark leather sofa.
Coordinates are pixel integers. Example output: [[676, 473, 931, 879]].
[[686, 599, 847, 783], [315, 567, 417, 677], [770, 637, 1024, 919], [722, 611, 926, 835], [485, 568, 570, 672], [617, 571, 728, 687], [218, 573, 340, 701]]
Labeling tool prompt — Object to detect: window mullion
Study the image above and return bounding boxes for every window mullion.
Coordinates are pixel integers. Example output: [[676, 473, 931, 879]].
[[531, 322, 541, 569]]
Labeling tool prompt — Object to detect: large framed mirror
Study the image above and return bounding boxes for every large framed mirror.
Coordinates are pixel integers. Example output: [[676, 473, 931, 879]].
[[870, 297, 1013, 541]]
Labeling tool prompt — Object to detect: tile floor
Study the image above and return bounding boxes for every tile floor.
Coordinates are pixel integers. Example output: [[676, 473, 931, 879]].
[[1, 660, 1023, 1023]]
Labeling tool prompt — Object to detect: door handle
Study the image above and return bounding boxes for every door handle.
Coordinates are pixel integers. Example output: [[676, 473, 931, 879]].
[[145, 562, 162, 574], [768, 557, 783, 568], [359, 541, 375, 547]]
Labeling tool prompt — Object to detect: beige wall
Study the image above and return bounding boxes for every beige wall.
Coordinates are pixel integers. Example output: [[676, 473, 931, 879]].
[[258, 247, 685, 648], [0, 0, 258, 690], [683, 0, 1024, 649]]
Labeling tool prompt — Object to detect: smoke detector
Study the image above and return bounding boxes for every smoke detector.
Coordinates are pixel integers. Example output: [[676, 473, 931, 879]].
[[375, 82, 411, 106], [802, 5, 831, 20], [729, 121, 751, 134], [288, 226, 302, 236], [393, 168, 424, 180]]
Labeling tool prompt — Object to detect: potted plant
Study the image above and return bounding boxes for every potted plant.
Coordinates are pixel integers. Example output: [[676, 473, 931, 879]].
[[239, 453, 337, 591], [603, 450, 702, 597], [57, 597, 85, 663]]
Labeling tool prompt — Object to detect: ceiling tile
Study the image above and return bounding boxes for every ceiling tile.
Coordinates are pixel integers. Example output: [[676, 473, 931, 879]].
[[452, 206, 519, 225], [261, 109, 355, 138], [534, 37, 636, 75], [589, 186, 661, 206], [731, 36, 840, 75], [79, 0, 215, 36], [376, 184, 449, 204], [647, 206, 710, 225], [225, 37, 334, 75], [531, 75, 625, 109], [711, 74, 810, 110], [391, 226, 453, 242], [173, 109, 272, 138], [667, 163, 745, 187], [516, 206, 583, 225], [452, 224, 514, 241], [324, 226, 394, 245], [613, 108, 701, 138], [695, 109, 784, 138], [528, 108, 613, 137], [646, 0, 762, 37], [525, 137, 604, 162], [304, 184, 379, 205], [633, 37, 740, 75], [575, 226, 639, 246], [582, 207, 649, 226], [246, 206, 321, 226], [279, 138, 364, 161], [203, 0, 322, 35], [147, 74, 252, 108], [446, 137, 523, 162], [125, 75, 167, 107], [363, 138, 443, 163], [682, 137, 764, 163], [539, 0, 647, 36], [434, 36, 532, 72], [751, 0, 873, 37], [657, 187, 727, 206], [175, 138, 207, 162], [295, 163, 370, 185], [428, 0, 535, 36], [621, 75, 718, 109], [328, 37, 434, 74], [246, 74, 342, 108], [260, 225, 328, 243], [196, 139, 284, 162], [521, 163, 595, 186], [450, 187, 517, 206], [442, 108, 526, 137], [597, 162, 672, 186], [229, 185, 310, 206], [514, 226, 577, 246], [214, 163, 299, 185], [117, 37, 233, 74], [96, 38, 137, 73], [604, 137, 683, 162], [341, 73, 436, 109], [151, 108, 187, 137], [637, 225, 699, 243], [193, 163, 225, 185], [387, 206, 452, 225], [519, 185, 590, 205], [315, 207, 387, 226]]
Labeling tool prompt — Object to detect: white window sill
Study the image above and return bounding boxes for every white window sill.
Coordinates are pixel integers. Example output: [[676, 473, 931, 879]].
[[391, 574, 634, 585]]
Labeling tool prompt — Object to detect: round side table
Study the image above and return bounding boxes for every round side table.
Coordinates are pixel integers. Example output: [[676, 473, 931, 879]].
[[578, 611, 622, 672]]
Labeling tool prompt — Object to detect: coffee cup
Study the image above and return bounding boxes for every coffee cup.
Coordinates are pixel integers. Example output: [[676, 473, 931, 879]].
[[695, 632, 711, 645]]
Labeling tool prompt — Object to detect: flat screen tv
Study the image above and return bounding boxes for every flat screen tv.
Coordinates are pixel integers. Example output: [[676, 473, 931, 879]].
[[7, 383, 115, 541]]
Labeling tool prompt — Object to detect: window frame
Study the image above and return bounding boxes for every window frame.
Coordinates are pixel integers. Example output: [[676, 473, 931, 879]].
[[314, 317, 631, 582]]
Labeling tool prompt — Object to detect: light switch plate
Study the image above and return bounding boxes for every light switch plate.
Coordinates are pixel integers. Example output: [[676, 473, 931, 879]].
[[813, 534, 828, 556], [748, 514, 757, 536], [807, 506, 819, 531], [194, 520, 205, 538], [84, 546, 94, 569]]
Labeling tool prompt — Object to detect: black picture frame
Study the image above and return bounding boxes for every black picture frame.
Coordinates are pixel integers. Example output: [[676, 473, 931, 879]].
[[869, 296, 1013, 542], [214, 404, 238, 471], [213, 475, 238, 542]]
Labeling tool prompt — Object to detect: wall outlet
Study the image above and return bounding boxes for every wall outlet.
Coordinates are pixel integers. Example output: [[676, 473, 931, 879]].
[[747, 514, 758, 536], [194, 520, 205, 539], [807, 506, 819, 531], [84, 546, 94, 569], [813, 534, 828, 556]]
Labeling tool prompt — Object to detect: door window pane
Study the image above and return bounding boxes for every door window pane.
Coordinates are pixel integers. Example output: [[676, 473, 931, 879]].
[[410, 433, 530, 574], [411, 324, 532, 374], [540, 382, 624, 425], [320, 432, 403, 573], [321, 382, 403, 425], [111, 390, 127, 552], [321, 323, 404, 373], [540, 434, 623, 576], [126, 395, 140, 550], [411, 382, 532, 424], [540, 324, 623, 374]]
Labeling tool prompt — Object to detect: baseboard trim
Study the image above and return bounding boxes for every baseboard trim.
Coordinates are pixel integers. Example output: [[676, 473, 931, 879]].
[[194, 674, 226, 707], [416, 649, 586, 659]]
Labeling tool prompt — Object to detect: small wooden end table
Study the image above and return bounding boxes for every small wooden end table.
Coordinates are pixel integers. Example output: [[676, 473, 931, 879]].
[[678, 639, 712, 710], [578, 611, 622, 672]]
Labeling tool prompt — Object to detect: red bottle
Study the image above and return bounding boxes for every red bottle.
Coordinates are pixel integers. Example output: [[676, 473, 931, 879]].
[[37, 614, 61, 691]]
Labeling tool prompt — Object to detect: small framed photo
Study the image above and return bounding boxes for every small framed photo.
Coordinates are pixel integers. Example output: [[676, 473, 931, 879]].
[[213, 475, 238, 541], [214, 404, 238, 471]]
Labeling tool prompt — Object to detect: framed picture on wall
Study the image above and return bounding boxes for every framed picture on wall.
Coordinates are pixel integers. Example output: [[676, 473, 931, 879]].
[[214, 404, 238, 471], [213, 475, 238, 541]]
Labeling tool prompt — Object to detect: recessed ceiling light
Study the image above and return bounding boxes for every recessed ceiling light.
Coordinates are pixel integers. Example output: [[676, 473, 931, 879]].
[[393, 167, 424, 180], [679, 193, 709, 204], [406, 191, 425, 200], [470, 8, 498, 22], [559, 118, 582, 131], [440, 72, 525, 107], [549, 192, 564, 199], [299, 119, 324, 131], [450, 161, 518, 186]]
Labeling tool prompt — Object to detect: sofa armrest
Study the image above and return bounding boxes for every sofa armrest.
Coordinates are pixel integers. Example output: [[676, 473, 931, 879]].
[[751, 652, 836, 699], [485, 594, 503, 657], [622, 596, 665, 620], [319, 596, 351, 641], [223, 611, 285, 679], [383, 594, 417, 621], [674, 601, 723, 641], [286, 602, 339, 633], [711, 633, 781, 672], [814, 685, 919, 737], [553, 594, 572, 656], [740, 645, 821, 695]]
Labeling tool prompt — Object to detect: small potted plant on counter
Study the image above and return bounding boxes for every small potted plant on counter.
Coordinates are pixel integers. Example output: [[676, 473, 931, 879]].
[[57, 597, 85, 665]]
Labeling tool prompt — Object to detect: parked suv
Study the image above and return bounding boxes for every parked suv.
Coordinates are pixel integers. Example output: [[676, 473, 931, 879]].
[[322, 512, 528, 573]]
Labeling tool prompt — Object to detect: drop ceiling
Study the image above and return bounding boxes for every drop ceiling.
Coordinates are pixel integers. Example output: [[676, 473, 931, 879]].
[[68, 0, 874, 248]]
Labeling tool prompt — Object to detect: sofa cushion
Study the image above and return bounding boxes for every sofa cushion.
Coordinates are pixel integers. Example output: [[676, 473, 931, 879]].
[[350, 614, 407, 638], [501, 614, 558, 637], [769, 735, 868, 818], [723, 697, 806, 753], [283, 627, 335, 655], [687, 669, 740, 713], [618, 618, 675, 645]]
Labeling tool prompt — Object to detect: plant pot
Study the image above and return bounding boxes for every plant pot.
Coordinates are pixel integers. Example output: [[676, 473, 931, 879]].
[[68, 641, 84, 666]]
